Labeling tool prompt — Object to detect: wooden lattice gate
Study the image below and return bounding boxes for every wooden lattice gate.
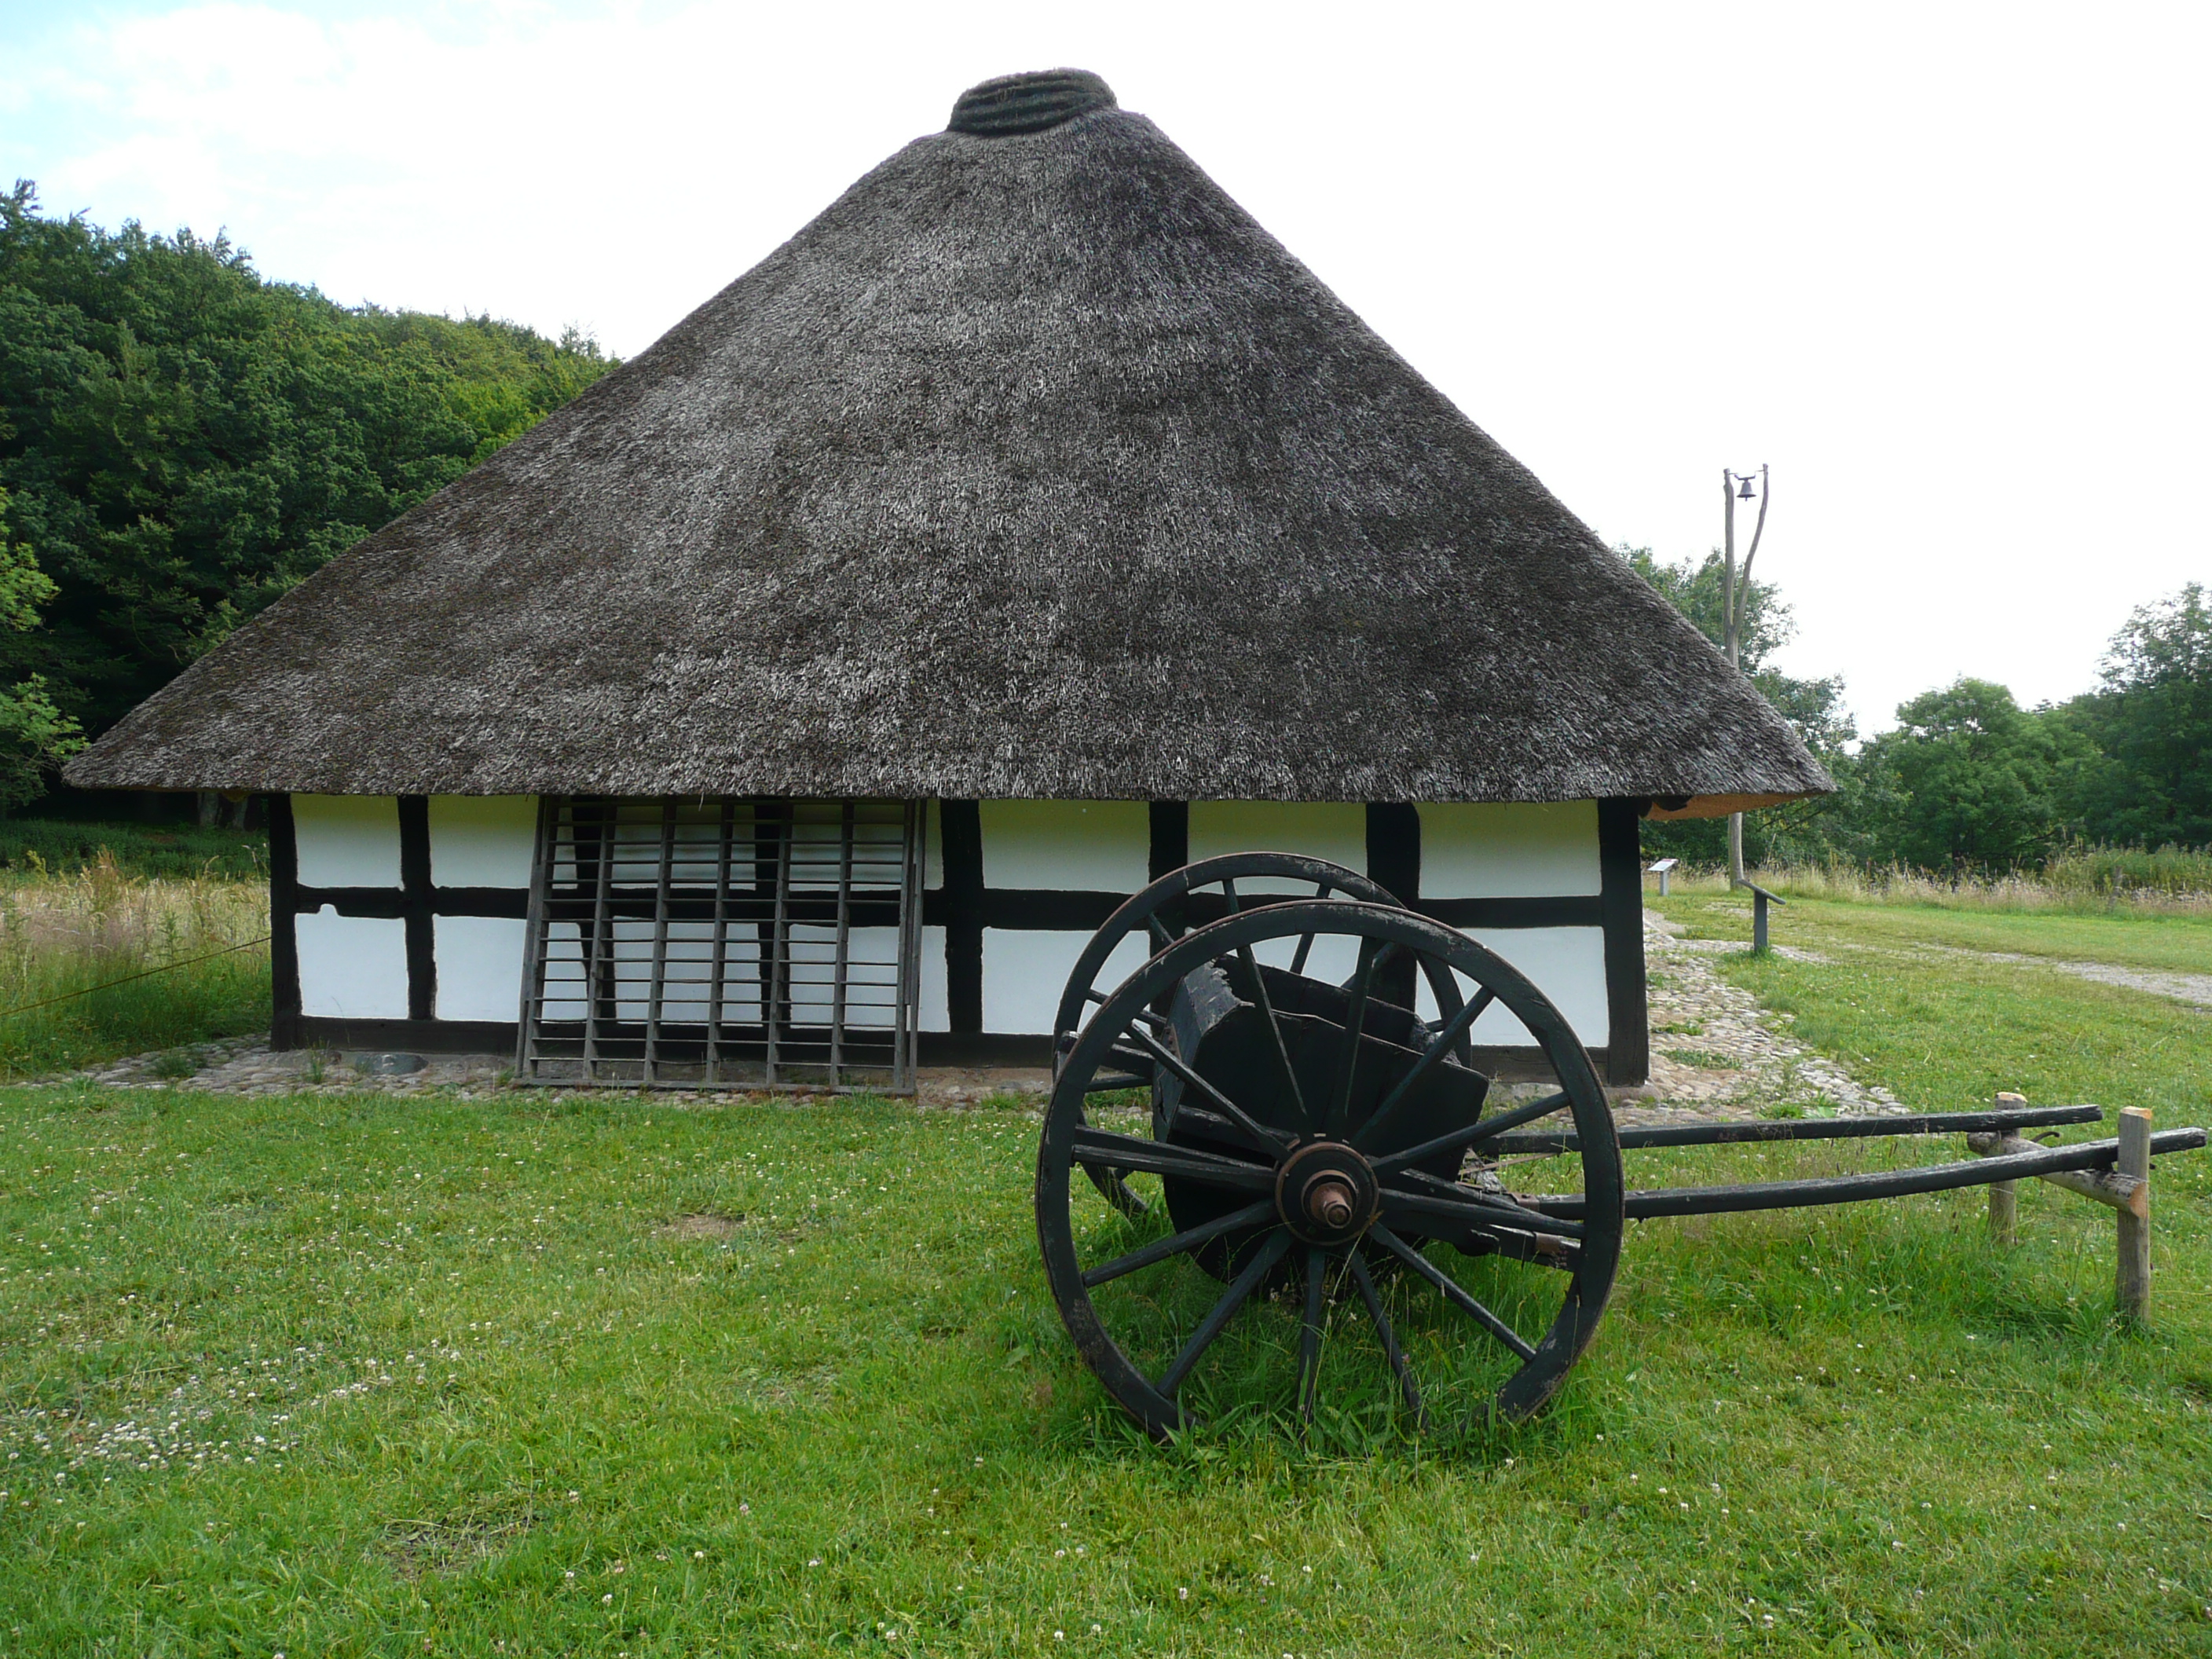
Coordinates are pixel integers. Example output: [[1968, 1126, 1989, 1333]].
[[515, 798, 922, 1091]]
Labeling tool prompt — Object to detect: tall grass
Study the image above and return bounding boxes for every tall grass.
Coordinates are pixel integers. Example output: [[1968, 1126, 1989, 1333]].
[[1664, 848, 2212, 915], [0, 816, 268, 881], [0, 848, 269, 1077]]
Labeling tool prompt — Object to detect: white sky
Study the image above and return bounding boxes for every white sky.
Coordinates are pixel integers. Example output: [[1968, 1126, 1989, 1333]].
[[4, 0, 2206, 734]]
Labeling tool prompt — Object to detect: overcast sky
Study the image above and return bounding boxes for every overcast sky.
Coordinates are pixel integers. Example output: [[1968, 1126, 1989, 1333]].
[[5, 0, 2206, 734]]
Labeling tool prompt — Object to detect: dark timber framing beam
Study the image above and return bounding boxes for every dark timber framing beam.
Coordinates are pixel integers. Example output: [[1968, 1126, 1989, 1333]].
[[267, 793, 302, 1049], [938, 799, 985, 1035], [397, 795, 436, 1020], [1597, 797, 1650, 1086]]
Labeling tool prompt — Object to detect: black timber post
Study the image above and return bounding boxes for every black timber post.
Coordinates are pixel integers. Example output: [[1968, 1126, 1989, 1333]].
[[1366, 802, 1421, 1008], [267, 793, 302, 1049], [397, 795, 437, 1022], [1364, 803, 1419, 903], [939, 800, 984, 1034], [1597, 797, 1650, 1086], [1147, 801, 1188, 883]]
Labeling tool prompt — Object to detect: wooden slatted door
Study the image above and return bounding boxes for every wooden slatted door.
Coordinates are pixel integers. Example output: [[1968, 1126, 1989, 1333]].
[[517, 798, 922, 1092]]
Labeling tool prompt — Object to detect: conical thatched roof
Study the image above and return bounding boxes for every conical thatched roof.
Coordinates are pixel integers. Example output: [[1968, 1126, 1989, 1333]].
[[68, 71, 1829, 814]]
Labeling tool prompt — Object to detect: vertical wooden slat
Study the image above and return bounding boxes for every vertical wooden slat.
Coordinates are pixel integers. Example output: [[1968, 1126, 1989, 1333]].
[[706, 798, 734, 1088], [896, 799, 923, 1092], [830, 801, 855, 1084], [643, 800, 676, 1085], [767, 804, 794, 1086], [582, 800, 617, 1086], [515, 795, 556, 1078]]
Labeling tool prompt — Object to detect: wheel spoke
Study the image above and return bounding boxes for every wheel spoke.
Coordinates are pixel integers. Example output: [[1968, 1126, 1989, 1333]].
[[1081, 1199, 1278, 1287], [1372, 1090, 1569, 1174], [1126, 1026, 1295, 1155], [1159, 1229, 1292, 1396], [1352, 987, 1496, 1152], [1214, 878, 1315, 1130], [1083, 1072, 1152, 1094], [1235, 947, 1310, 1133], [1297, 1246, 1327, 1421], [1071, 1127, 1275, 1192], [1377, 1174, 1588, 1240], [1368, 1223, 1538, 1362], [1147, 915, 1175, 952], [1325, 938, 1379, 1138], [1346, 1248, 1425, 1427], [1287, 881, 1333, 976]]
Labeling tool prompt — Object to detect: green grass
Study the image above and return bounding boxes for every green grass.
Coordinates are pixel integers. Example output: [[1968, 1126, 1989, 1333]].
[[0, 855, 269, 1079], [0, 817, 267, 881], [1, 899, 2207, 1654], [1719, 897, 2212, 979], [1658, 894, 2212, 1113]]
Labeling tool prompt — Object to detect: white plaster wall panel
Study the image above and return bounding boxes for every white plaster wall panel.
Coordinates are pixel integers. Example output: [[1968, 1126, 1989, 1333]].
[[649, 921, 719, 1024], [984, 928, 1149, 1034], [1188, 802, 1366, 892], [924, 801, 944, 889], [1411, 926, 1610, 1047], [980, 800, 1149, 892], [540, 921, 587, 1021], [1068, 928, 1155, 1008], [918, 925, 950, 1031], [668, 815, 725, 886], [837, 927, 907, 1033], [295, 907, 408, 1019], [776, 924, 905, 1031], [427, 797, 537, 888], [538, 921, 769, 1024], [433, 916, 529, 1023], [1245, 929, 1362, 986], [1419, 801, 1602, 899], [293, 795, 402, 888]]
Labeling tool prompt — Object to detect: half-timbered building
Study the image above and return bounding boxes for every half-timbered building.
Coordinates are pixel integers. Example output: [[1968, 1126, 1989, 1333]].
[[64, 69, 1829, 1092]]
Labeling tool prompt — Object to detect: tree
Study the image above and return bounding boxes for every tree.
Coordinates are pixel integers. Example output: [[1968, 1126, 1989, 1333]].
[[0, 181, 616, 744], [2054, 584, 2211, 849], [0, 486, 80, 808], [1620, 544, 1857, 866], [1855, 679, 2085, 872]]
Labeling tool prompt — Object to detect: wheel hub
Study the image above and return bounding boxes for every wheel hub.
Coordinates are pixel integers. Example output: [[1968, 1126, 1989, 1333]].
[[1275, 1139, 1380, 1247]]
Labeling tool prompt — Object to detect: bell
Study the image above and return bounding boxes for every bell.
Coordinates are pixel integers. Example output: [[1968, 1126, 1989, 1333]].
[[1737, 475, 1757, 500]]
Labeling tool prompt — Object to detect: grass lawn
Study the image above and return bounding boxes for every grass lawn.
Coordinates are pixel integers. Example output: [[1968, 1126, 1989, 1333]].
[[2, 899, 2207, 1655], [1672, 889, 2212, 980]]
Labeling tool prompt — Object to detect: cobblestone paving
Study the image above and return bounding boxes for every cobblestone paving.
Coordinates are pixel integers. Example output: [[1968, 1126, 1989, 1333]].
[[1629, 910, 1905, 1122], [46, 910, 1906, 1126]]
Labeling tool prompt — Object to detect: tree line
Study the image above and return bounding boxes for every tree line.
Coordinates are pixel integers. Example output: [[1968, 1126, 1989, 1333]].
[[0, 182, 615, 807], [1627, 546, 2210, 873]]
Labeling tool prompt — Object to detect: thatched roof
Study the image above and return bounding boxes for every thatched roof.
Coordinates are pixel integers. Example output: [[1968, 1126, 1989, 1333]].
[[68, 71, 1829, 815]]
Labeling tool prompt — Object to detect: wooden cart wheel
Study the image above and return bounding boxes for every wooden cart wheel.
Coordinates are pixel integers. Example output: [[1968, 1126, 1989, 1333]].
[[1053, 853, 1459, 1218], [1036, 899, 1624, 1437]]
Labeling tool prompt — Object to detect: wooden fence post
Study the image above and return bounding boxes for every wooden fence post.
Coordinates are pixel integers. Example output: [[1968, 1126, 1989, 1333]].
[[1989, 1091, 2025, 1246], [2116, 1107, 2152, 1321]]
